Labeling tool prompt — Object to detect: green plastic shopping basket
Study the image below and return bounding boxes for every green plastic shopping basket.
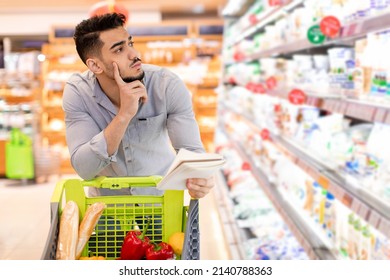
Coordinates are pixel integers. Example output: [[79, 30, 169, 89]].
[[41, 176, 200, 260]]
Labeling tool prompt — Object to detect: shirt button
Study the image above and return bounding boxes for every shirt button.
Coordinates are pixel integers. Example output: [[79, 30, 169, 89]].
[[124, 146, 129, 150], [127, 159, 132, 163]]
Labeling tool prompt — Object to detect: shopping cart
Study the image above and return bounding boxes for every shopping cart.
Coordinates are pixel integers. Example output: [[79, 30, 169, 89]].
[[41, 176, 199, 260]]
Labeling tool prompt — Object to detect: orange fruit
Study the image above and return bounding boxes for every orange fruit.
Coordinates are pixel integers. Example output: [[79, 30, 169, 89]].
[[168, 232, 185, 255]]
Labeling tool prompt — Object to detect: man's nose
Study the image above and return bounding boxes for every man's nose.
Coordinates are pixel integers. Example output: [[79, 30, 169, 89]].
[[128, 47, 139, 60]]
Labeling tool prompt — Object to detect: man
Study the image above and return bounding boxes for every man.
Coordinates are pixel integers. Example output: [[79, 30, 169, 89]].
[[63, 13, 214, 198]]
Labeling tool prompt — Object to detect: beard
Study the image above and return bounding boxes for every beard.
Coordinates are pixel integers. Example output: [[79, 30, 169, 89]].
[[106, 57, 145, 83], [122, 70, 145, 83]]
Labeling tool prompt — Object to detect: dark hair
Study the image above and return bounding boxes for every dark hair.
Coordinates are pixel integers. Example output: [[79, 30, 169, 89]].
[[73, 13, 127, 64]]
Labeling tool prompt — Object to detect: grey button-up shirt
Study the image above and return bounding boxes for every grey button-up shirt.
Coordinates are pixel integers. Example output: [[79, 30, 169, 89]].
[[62, 64, 204, 195]]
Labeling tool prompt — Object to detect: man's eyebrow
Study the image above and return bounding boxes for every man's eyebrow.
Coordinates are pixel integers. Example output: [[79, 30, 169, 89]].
[[110, 40, 125, 50], [109, 36, 133, 50]]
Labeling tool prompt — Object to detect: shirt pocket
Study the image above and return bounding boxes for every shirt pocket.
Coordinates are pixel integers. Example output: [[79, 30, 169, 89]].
[[135, 113, 166, 142]]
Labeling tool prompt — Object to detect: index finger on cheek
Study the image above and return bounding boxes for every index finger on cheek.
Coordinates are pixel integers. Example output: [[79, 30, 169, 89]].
[[112, 62, 125, 86]]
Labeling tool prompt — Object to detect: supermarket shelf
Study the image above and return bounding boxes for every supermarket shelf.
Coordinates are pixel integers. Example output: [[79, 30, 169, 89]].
[[223, 84, 390, 125], [213, 171, 254, 260], [220, 102, 390, 240], [227, 7, 390, 63], [271, 135, 390, 232], [226, 0, 305, 48], [222, 132, 336, 260], [41, 105, 64, 112], [266, 87, 390, 125]]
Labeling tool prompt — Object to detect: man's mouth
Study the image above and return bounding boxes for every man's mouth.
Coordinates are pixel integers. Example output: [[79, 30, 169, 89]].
[[130, 57, 142, 68], [131, 61, 142, 68]]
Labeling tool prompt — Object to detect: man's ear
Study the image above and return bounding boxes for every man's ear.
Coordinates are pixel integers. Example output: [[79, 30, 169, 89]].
[[86, 58, 103, 74]]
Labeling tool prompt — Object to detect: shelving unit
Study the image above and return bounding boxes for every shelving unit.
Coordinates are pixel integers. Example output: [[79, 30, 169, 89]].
[[217, 0, 390, 260], [40, 30, 87, 175], [0, 72, 40, 178], [230, 138, 335, 260], [213, 171, 249, 260], [220, 101, 390, 241]]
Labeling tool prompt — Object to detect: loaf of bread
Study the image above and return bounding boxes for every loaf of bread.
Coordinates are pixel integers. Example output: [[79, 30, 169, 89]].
[[56, 201, 79, 260], [76, 202, 106, 259]]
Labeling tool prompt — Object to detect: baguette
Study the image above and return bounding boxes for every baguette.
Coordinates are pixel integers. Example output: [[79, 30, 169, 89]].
[[76, 202, 106, 259], [56, 201, 79, 260]]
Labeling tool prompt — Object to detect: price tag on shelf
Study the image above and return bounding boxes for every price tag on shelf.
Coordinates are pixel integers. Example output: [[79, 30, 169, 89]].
[[354, 21, 364, 36], [320, 16, 341, 38], [341, 192, 353, 208], [385, 111, 390, 125], [306, 96, 315, 106], [350, 198, 361, 214], [368, 210, 381, 228], [317, 174, 330, 190], [341, 23, 355, 37], [341, 22, 363, 37], [345, 103, 355, 116], [329, 99, 338, 111], [305, 166, 318, 181], [327, 181, 338, 197], [373, 108, 387, 123], [288, 89, 307, 105], [295, 158, 307, 173], [333, 101, 343, 114], [337, 102, 349, 115], [360, 105, 376, 121], [357, 202, 370, 221], [378, 219, 390, 239], [321, 99, 331, 111]]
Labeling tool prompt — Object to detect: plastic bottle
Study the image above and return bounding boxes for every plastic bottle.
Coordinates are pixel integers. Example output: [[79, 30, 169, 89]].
[[312, 182, 322, 223], [347, 213, 357, 259], [323, 192, 335, 240], [334, 202, 349, 259], [360, 225, 373, 260], [318, 189, 327, 226], [353, 217, 363, 260]]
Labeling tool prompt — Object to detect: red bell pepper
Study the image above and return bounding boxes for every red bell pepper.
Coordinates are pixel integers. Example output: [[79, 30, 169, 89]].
[[145, 242, 175, 260], [120, 219, 152, 260]]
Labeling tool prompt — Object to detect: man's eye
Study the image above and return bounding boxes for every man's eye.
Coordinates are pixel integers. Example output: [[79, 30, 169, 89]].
[[129, 41, 134, 47], [115, 48, 122, 53]]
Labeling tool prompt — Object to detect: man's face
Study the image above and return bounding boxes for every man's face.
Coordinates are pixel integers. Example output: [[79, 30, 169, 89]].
[[98, 27, 144, 83]]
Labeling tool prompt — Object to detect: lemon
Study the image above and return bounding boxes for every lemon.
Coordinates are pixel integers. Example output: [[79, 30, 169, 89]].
[[168, 232, 185, 255]]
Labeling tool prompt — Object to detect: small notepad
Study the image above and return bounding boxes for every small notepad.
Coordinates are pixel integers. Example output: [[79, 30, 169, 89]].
[[156, 148, 226, 191]]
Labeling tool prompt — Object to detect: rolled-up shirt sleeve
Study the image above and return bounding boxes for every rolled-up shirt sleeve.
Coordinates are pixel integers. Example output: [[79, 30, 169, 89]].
[[63, 83, 115, 180]]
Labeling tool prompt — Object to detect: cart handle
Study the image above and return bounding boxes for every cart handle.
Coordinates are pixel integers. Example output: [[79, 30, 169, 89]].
[[50, 176, 164, 204], [80, 175, 163, 189]]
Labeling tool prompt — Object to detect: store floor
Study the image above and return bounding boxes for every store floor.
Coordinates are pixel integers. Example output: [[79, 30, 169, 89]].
[[0, 174, 230, 260]]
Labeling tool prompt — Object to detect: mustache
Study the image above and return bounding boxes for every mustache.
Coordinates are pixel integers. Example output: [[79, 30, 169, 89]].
[[130, 57, 142, 66]]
